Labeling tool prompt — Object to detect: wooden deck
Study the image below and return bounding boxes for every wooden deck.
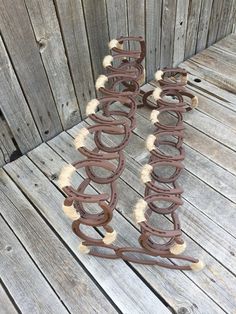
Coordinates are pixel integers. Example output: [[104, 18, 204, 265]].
[[1, 34, 236, 314]]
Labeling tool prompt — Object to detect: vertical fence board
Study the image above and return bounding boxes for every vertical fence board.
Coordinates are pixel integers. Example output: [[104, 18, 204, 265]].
[[161, 0, 177, 67], [207, 0, 223, 46], [106, 0, 128, 39], [0, 0, 62, 140], [184, 0, 202, 59], [0, 36, 42, 154], [127, 0, 145, 72], [226, 0, 236, 33], [82, 0, 109, 79], [217, 0, 234, 40], [0, 116, 19, 166], [196, 0, 213, 52], [54, 0, 95, 118], [146, 0, 162, 79], [173, 0, 189, 66], [25, 0, 81, 129]]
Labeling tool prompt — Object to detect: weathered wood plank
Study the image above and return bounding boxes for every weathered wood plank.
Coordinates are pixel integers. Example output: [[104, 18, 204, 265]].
[[173, 0, 189, 66], [217, 0, 234, 41], [82, 0, 110, 78], [0, 0, 62, 140], [25, 0, 81, 129], [196, 0, 213, 52], [33, 136, 226, 313], [64, 123, 235, 313], [184, 0, 202, 59], [160, 0, 177, 67], [207, 0, 223, 46], [145, 0, 162, 79], [0, 115, 18, 166], [0, 36, 42, 154], [106, 0, 128, 39], [54, 0, 95, 118], [4, 154, 170, 314], [0, 284, 18, 314], [180, 59, 236, 94], [181, 72, 236, 111], [189, 47, 236, 93], [226, 0, 236, 33], [127, 0, 145, 70], [0, 215, 68, 314], [214, 33, 236, 54], [0, 169, 117, 314]]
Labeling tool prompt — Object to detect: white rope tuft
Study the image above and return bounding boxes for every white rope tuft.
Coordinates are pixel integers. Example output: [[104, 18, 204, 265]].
[[150, 109, 160, 124], [140, 164, 153, 183], [170, 242, 186, 255], [63, 203, 80, 220], [103, 230, 117, 244], [58, 164, 76, 189], [74, 127, 90, 149], [181, 73, 188, 83], [102, 55, 113, 68], [86, 99, 100, 115], [108, 39, 123, 50], [146, 134, 156, 151], [155, 70, 164, 81], [153, 86, 162, 100], [190, 260, 205, 272], [191, 96, 198, 108], [79, 242, 90, 254], [134, 199, 147, 223], [95, 74, 108, 90]]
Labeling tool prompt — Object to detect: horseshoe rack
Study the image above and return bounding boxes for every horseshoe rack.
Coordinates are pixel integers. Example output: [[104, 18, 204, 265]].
[[59, 36, 204, 271]]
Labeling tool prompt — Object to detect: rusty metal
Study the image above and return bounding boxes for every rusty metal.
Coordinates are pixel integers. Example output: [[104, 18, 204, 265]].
[[59, 36, 204, 271]]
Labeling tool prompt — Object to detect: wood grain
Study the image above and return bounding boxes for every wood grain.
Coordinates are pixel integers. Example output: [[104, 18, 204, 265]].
[[161, 0, 177, 67], [82, 0, 110, 78], [0, 0, 62, 140], [184, 0, 202, 58], [173, 0, 189, 66], [145, 0, 162, 78], [0, 214, 68, 314], [207, 0, 223, 46], [196, 0, 213, 52], [0, 35, 42, 154], [0, 169, 116, 314], [54, 0, 95, 118], [0, 284, 18, 314], [25, 0, 81, 129]]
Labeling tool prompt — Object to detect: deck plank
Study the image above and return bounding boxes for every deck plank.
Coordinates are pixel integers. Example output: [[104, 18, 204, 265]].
[[0, 169, 117, 314], [0, 284, 18, 314], [4, 155, 170, 314], [0, 215, 68, 314], [27, 140, 225, 313]]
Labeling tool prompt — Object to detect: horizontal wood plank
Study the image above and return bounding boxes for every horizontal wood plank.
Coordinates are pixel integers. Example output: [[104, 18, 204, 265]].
[[0, 214, 68, 314], [0, 284, 18, 314], [0, 169, 117, 314]]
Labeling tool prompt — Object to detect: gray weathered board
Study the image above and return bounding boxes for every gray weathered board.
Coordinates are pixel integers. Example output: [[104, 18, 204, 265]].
[[1, 35, 236, 313], [0, 0, 235, 166]]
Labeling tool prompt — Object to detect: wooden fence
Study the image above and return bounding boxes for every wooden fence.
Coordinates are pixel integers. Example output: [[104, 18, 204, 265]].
[[0, 0, 235, 166]]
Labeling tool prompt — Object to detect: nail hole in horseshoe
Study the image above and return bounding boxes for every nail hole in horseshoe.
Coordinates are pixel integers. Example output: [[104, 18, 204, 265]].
[[194, 78, 201, 83]]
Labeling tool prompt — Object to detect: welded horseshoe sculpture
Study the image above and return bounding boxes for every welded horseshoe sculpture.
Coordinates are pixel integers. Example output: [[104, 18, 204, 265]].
[[58, 35, 204, 271]]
